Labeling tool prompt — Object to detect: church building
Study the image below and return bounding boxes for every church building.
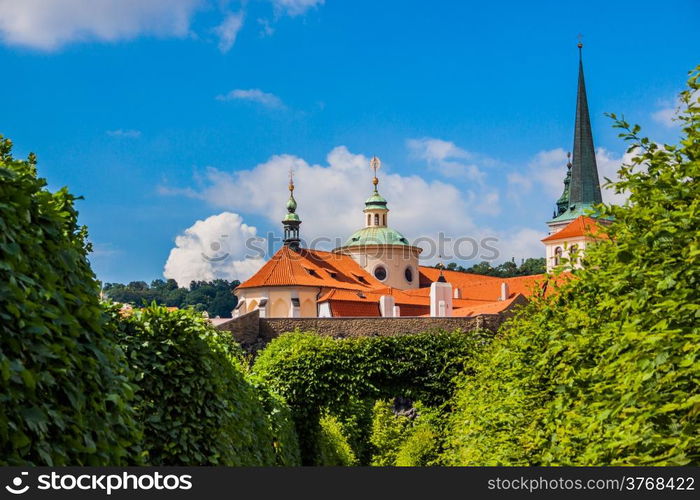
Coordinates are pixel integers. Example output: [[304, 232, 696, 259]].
[[233, 43, 608, 319]]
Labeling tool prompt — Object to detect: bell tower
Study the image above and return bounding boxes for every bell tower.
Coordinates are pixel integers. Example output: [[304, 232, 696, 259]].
[[282, 170, 302, 251]]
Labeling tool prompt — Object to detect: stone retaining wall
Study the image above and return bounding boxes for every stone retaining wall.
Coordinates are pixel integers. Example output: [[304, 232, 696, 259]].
[[216, 307, 519, 352]]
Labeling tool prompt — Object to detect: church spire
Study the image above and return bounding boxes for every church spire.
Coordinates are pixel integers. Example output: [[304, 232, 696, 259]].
[[282, 170, 301, 250], [568, 40, 602, 208]]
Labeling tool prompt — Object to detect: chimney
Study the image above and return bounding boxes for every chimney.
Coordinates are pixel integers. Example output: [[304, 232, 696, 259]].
[[500, 282, 509, 301], [380, 295, 396, 317], [393, 305, 401, 317], [453, 288, 462, 299], [430, 281, 453, 317]]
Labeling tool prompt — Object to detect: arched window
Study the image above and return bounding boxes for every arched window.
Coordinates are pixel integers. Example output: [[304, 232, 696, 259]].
[[554, 246, 563, 266], [404, 266, 413, 283], [569, 244, 579, 265], [374, 214, 379, 225], [367, 214, 371, 226], [382, 214, 386, 226]]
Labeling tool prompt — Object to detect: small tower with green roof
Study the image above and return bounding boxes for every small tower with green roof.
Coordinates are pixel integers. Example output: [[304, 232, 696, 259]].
[[282, 171, 301, 251]]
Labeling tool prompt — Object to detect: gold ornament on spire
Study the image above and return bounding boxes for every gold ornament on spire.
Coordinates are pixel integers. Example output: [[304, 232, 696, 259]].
[[370, 156, 381, 188], [577, 33, 583, 49]]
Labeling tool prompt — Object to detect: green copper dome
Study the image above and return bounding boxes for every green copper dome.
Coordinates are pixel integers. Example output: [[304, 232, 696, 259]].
[[364, 190, 388, 209], [343, 226, 410, 248]]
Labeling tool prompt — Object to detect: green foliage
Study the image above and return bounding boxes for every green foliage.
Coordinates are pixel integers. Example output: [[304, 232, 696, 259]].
[[252, 330, 486, 464], [445, 68, 700, 466], [0, 137, 139, 465], [445, 257, 545, 277], [370, 400, 442, 466], [395, 424, 440, 467], [317, 414, 357, 466], [103, 279, 239, 318], [245, 377, 302, 466], [113, 304, 293, 465]]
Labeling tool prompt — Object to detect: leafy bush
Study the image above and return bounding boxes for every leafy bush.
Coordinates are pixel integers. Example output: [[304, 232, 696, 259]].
[[0, 138, 139, 465], [317, 414, 357, 466], [252, 330, 486, 464], [370, 400, 442, 466], [114, 305, 297, 465], [445, 68, 700, 466]]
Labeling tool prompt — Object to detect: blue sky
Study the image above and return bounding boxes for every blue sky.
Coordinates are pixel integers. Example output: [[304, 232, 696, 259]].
[[2, 0, 698, 285]]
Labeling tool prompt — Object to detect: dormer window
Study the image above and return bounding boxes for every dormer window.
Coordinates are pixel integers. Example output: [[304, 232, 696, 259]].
[[304, 267, 319, 277]]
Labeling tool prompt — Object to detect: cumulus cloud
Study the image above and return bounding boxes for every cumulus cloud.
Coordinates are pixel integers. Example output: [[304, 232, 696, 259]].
[[160, 146, 480, 254], [407, 137, 488, 183], [494, 227, 547, 263], [651, 90, 699, 128], [507, 147, 630, 206], [0, 0, 202, 50], [214, 11, 244, 53], [271, 0, 325, 17], [163, 212, 265, 287], [216, 88, 285, 108], [106, 129, 141, 138]]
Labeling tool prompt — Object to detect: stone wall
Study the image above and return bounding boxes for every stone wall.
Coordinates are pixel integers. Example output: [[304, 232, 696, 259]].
[[216, 307, 518, 352]]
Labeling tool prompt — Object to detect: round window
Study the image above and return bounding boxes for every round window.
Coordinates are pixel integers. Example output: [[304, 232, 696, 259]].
[[404, 267, 413, 283], [374, 265, 387, 281]]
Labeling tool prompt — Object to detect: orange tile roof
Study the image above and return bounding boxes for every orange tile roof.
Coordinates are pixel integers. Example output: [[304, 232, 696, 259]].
[[418, 267, 500, 288], [451, 294, 526, 317], [541, 216, 607, 242], [238, 246, 383, 291]]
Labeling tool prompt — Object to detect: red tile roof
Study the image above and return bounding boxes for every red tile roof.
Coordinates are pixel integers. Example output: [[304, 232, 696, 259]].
[[238, 246, 382, 290], [541, 216, 607, 242], [451, 294, 526, 317]]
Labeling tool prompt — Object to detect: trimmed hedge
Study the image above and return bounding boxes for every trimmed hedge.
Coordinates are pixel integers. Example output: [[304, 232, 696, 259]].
[[114, 305, 300, 465], [0, 137, 139, 465], [252, 330, 487, 465]]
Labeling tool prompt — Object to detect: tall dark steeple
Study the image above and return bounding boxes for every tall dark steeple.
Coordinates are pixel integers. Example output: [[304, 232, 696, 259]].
[[550, 40, 602, 224], [282, 170, 301, 250], [569, 41, 602, 207]]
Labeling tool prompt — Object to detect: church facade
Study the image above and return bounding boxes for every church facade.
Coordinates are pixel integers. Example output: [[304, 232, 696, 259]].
[[233, 44, 607, 319]]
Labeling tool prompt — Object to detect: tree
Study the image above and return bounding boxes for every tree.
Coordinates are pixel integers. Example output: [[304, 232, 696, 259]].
[[0, 136, 139, 465]]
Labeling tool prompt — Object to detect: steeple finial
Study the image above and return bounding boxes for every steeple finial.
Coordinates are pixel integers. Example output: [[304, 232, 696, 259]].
[[370, 156, 381, 192]]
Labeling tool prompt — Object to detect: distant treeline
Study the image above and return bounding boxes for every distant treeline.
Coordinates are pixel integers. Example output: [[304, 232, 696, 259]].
[[102, 279, 239, 318], [441, 257, 546, 278]]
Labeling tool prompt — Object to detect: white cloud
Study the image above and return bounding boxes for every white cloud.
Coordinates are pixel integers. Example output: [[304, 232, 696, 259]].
[[652, 90, 699, 128], [0, 0, 202, 50], [507, 147, 631, 206], [216, 88, 285, 108], [494, 227, 547, 263], [271, 0, 324, 17], [214, 11, 244, 53], [163, 212, 264, 287], [407, 137, 487, 183], [106, 129, 141, 138], [160, 146, 480, 253]]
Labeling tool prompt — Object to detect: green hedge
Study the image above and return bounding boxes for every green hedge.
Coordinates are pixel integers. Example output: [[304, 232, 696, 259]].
[[370, 400, 442, 466], [252, 330, 487, 465], [444, 68, 700, 466], [114, 305, 300, 465], [0, 137, 139, 465]]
